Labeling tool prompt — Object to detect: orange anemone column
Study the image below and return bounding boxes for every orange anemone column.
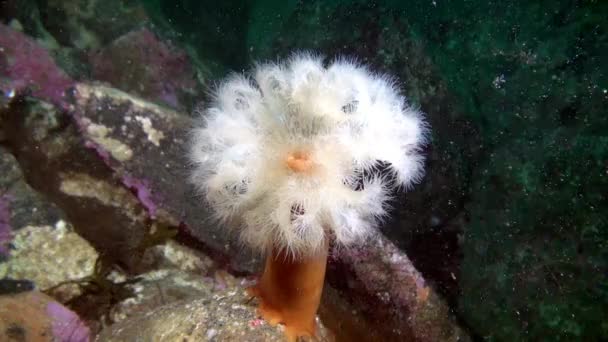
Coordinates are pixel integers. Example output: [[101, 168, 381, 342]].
[[249, 242, 329, 341]]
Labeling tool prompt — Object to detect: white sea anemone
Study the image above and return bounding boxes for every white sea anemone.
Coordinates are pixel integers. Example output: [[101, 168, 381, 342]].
[[190, 53, 428, 258]]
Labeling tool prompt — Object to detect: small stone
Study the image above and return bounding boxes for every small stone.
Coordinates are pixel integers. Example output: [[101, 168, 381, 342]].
[[0, 291, 90, 342], [0, 223, 97, 301]]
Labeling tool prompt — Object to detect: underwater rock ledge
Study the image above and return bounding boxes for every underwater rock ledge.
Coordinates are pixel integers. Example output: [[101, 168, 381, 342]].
[[68, 83, 469, 342], [0, 23, 468, 340]]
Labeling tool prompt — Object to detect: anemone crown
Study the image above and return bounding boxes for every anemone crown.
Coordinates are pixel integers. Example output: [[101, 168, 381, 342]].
[[190, 53, 428, 258]]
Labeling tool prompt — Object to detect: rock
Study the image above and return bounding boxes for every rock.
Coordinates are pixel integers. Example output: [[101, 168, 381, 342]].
[[0, 148, 65, 240], [98, 240, 332, 341], [1, 96, 156, 271], [97, 295, 285, 342], [0, 24, 74, 108], [110, 240, 220, 322], [0, 132, 67, 260], [142, 239, 216, 274], [36, 0, 148, 51], [69, 83, 258, 273], [0, 24, 165, 271], [0, 221, 97, 302], [0, 291, 90, 342], [0, 194, 9, 257], [324, 235, 468, 342], [90, 28, 201, 111]]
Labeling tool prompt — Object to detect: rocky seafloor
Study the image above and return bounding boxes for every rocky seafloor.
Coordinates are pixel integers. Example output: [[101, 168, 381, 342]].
[[0, 3, 467, 341], [1, 0, 607, 341]]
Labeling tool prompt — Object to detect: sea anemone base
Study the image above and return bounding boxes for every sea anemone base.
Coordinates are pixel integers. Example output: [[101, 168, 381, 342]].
[[248, 242, 328, 341]]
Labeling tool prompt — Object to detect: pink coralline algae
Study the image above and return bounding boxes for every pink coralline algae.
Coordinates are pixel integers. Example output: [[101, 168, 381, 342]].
[[0, 25, 163, 223], [0, 24, 74, 108], [0, 194, 11, 257], [122, 174, 159, 218], [46, 301, 91, 342], [249, 318, 265, 328]]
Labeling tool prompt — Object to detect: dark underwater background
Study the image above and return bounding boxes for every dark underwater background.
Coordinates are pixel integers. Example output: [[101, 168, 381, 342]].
[[1, 0, 606, 341]]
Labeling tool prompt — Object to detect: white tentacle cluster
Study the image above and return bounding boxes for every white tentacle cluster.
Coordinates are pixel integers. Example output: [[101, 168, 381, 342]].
[[190, 53, 428, 258]]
